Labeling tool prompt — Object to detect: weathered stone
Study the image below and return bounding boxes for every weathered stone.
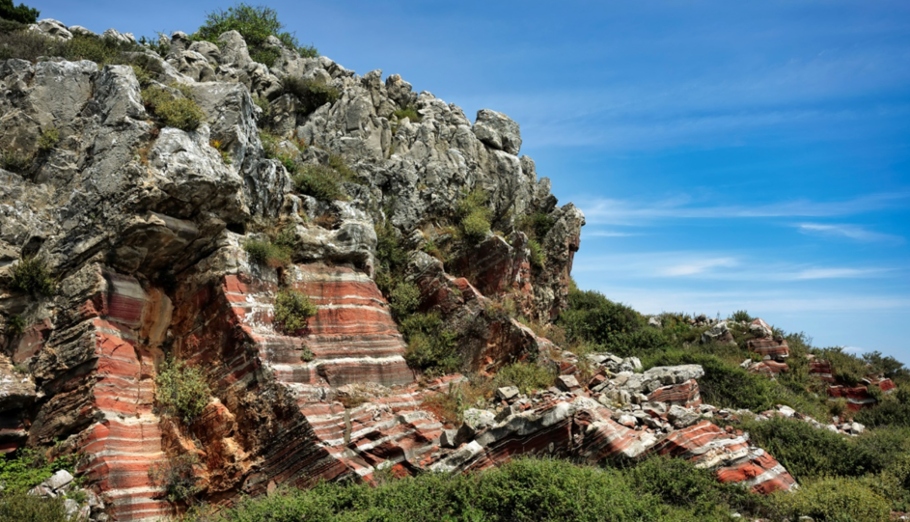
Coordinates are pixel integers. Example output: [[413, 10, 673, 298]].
[[472, 109, 522, 155], [496, 386, 520, 402], [556, 374, 580, 392]]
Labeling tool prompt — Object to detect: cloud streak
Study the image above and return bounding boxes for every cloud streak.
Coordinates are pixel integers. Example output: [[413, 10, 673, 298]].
[[797, 223, 904, 243], [578, 192, 910, 226]]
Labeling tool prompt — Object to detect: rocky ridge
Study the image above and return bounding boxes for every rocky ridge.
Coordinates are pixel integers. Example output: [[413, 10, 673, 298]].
[[0, 18, 822, 521]]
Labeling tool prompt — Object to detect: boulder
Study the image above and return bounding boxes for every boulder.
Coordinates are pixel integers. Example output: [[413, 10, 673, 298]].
[[473, 109, 522, 155]]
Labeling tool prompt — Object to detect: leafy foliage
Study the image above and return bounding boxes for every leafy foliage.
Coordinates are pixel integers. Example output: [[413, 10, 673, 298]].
[[243, 238, 291, 267], [293, 164, 347, 202], [730, 309, 752, 322], [0, 148, 31, 173], [192, 3, 317, 67], [10, 255, 54, 296], [274, 289, 317, 334], [37, 127, 59, 153], [142, 85, 206, 131], [772, 476, 890, 522], [0, 448, 79, 494], [389, 281, 420, 320], [0, 0, 38, 24], [149, 453, 200, 504], [155, 358, 211, 423], [401, 312, 460, 376], [455, 188, 493, 245], [493, 362, 556, 394], [281, 76, 340, 114], [392, 106, 421, 123], [0, 490, 71, 521]]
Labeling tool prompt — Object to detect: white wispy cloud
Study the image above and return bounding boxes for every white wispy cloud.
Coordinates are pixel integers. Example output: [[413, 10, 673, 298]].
[[660, 257, 739, 277], [788, 268, 887, 280], [583, 230, 638, 238], [797, 223, 904, 243], [577, 192, 910, 226]]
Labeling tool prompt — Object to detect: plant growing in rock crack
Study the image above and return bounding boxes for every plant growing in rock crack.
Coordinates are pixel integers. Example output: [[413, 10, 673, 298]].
[[149, 453, 201, 504], [155, 358, 211, 424], [10, 255, 54, 296], [281, 76, 339, 114], [243, 237, 292, 268], [455, 188, 492, 245], [401, 312, 460, 376], [0, 149, 32, 173], [273, 288, 317, 334], [37, 127, 59, 154], [141, 84, 205, 131], [392, 105, 421, 123]]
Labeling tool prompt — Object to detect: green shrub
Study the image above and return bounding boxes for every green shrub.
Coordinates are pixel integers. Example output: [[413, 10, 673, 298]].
[[392, 106, 421, 123], [401, 312, 460, 376], [243, 239, 291, 267], [730, 309, 752, 322], [0, 447, 79, 495], [281, 76, 340, 114], [36, 127, 59, 153], [0, 148, 31, 173], [389, 281, 420, 320], [527, 237, 545, 269], [274, 289, 317, 334], [0, 490, 70, 521], [149, 453, 200, 504], [455, 188, 492, 244], [493, 361, 556, 394], [772, 476, 890, 522], [0, 0, 38, 24], [9, 255, 54, 296], [856, 388, 910, 427], [155, 358, 211, 423], [193, 3, 317, 64], [292, 164, 346, 202], [7, 314, 26, 335], [558, 288, 644, 349], [142, 85, 206, 131], [812, 346, 870, 386], [517, 211, 556, 241]]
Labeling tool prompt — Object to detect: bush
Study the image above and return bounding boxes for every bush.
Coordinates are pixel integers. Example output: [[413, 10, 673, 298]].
[[293, 164, 347, 202], [0, 148, 31, 173], [0, 447, 79, 494], [772, 476, 890, 522], [37, 127, 59, 153], [149, 453, 200, 504], [243, 239, 291, 267], [0, 0, 38, 24], [389, 281, 420, 320], [856, 388, 910, 427], [456, 188, 492, 244], [493, 362, 556, 394], [730, 309, 752, 322], [282, 76, 340, 114], [558, 288, 644, 350], [527, 238, 545, 270], [401, 312, 460, 376], [392, 106, 421, 123], [155, 358, 211, 423], [0, 490, 70, 522], [193, 3, 317, 65], [517, 211, 556, 241], [142, 85, 206, 131], [9, 255, 54, 296], [274, 289, 317, 334]]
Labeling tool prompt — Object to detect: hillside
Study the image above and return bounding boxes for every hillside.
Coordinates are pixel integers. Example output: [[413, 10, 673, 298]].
[[1, 5, 909, 522]]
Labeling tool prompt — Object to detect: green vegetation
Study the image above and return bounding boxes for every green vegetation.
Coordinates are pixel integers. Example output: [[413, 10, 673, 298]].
[[155, 358, 211, 423], [273, 288, 317, 334], [388, 280, 420, 320], [392, 106, 421, 123], [149, 453, 201, 504], [0, 20, 144, 63], [0, 491, 71, 522], [9, 255, 54, 296], [558, 287, 659, 357], [281, 76, 340, 114], [774, 477, 890, 522], [0, 447, 79, 494], [293, 164, 347, 202], [493, 361, 556, 394], [192, 3, 317, 67], [455, 188, 492, 244], [0, 0, 38, 24], [36, 127, 59, 153], [142, 85, 206, 131], [180, 457, 774, 522], [243, 238, 291, 267], [0, 148, 31, 173], [401, 312, 460, 376], [730, 309, 753, 322]]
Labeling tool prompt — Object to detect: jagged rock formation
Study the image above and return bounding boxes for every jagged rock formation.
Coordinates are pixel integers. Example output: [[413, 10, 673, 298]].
[[0, 20, 802, 520]]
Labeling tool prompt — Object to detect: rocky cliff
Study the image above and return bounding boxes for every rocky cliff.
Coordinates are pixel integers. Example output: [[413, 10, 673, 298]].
[[0, 20, 801, 521]]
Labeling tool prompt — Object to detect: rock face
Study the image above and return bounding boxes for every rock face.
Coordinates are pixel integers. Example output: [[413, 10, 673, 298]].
[[0, 25, 803, 521]]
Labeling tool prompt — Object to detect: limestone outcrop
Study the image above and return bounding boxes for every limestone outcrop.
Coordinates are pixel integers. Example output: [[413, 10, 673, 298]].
[[0, 21, 807, 521]]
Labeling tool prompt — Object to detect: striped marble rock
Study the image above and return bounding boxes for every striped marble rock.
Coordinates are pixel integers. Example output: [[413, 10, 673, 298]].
[[746, 338, 790, 361]]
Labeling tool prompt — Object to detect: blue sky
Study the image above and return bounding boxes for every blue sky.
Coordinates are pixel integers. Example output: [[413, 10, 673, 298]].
[[29, 1, 910, 363]]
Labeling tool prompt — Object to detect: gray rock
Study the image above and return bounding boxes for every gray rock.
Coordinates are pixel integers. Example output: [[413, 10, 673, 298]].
[[102, 28, 136, 45], [473, 109, 522, 155], [642, 365, 705, 385], [218, 30, 253, 69], [32, 19, 72, 40], [556, 374, 581, 392], [496, 386, 520, 402], [45, 469, 74, 491], [668, 405, 700, 428]]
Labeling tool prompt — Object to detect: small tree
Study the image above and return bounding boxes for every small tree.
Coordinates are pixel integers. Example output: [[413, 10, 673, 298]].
[[155, 358, 210, 423], [0, 0, 39, 24], [192, 3, 317, 64]]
